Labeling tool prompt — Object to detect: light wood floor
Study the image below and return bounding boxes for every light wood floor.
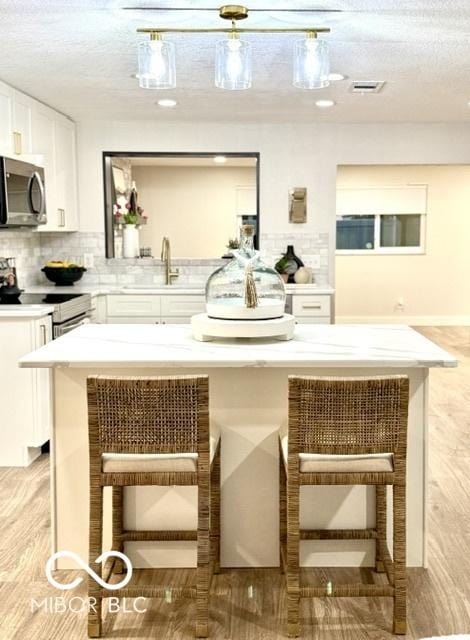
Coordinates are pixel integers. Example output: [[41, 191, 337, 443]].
[[1, 327, 469, 640]]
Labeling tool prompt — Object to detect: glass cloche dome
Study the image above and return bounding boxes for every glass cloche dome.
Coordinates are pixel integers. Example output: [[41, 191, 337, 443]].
[[206, 225, 286, 320]]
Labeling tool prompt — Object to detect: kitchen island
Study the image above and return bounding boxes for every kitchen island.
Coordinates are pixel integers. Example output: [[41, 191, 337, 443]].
[[20, 323, 456, 570]]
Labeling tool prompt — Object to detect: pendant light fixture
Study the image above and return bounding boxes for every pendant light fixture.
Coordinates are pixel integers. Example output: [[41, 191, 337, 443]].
[[215, 32, 252, 90], [293, 32, 330, 89], [137, 33, 176, 89], [136, 5, 330, 91]]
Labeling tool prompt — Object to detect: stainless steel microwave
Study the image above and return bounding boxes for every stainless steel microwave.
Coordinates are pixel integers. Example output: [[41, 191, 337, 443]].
[[0, 157, 47, 227]]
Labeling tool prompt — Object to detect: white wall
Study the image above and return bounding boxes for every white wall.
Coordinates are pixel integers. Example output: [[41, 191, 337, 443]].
[[76, 122, 336, 237], [133, 165, 255, 258], [336, 165, 470, 324], [76, 120, 470, 292]]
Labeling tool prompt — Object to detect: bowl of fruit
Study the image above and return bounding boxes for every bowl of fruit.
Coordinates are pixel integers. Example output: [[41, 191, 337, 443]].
[[42, 261, 87, 286]]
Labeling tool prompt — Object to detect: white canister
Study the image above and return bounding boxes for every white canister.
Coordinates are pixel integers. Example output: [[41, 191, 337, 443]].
[[122, 224, 140, 258], [294, 266, 313, 284]]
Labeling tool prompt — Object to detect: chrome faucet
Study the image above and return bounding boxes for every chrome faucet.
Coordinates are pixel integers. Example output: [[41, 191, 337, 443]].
[[160, 237, 179, 285]]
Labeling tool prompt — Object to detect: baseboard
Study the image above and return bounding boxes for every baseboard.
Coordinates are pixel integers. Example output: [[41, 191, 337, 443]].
[[336, 315, 470, 326]]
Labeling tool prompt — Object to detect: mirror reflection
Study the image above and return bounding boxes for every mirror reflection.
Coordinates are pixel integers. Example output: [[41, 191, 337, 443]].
[[104, 153, 259, 259]]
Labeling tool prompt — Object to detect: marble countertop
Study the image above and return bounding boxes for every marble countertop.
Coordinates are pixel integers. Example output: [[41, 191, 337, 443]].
[[25, 285, 104, 298], [19, 323, 457, 369], [24, 283, 335, 297], [0, 304, 54, 319]]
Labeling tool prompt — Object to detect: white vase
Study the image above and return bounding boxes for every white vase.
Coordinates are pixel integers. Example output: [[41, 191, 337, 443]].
[[122, 224, 139, 258], [294, 266, 313, 284]]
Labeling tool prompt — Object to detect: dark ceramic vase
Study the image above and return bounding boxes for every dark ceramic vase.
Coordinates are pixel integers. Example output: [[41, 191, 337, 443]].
[[283, 245, 304, 283]]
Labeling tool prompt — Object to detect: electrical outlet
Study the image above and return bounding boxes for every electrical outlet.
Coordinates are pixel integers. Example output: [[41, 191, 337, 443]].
[[309, 254, 321, 269], [83, 253, 94, 269], [395, 297, 405, 311]]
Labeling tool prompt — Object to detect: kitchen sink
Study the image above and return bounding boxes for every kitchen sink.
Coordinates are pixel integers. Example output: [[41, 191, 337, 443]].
[[121, 284, 205, 293]]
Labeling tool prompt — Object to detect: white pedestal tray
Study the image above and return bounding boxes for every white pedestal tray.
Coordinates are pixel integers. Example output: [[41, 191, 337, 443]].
[[191, 313, 296, 342]]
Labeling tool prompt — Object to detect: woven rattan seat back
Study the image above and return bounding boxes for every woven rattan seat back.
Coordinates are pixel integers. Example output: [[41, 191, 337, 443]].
[[87, 375, 209, 455], [288, 375, 409, 458]]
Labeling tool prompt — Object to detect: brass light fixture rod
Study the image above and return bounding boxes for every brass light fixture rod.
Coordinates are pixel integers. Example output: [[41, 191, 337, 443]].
[[137, 27, 330, 34], [137, 3, 330, 35]]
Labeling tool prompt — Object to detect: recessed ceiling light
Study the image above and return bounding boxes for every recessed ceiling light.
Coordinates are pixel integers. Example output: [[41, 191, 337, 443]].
[[328, 73, 346, 82], [315, 99, 335, 108], [157, 98, 178, 108], [213, 155, 227, 164]]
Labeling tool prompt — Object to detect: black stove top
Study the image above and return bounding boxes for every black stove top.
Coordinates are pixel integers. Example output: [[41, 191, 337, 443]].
[[0, 292, 84, 305]]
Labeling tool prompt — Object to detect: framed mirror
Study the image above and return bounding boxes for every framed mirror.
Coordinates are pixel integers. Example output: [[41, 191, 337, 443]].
[[103, 152, 260, 259]]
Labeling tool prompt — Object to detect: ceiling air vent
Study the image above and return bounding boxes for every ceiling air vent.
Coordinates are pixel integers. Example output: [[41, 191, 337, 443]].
[[349, 81, 385, 94]]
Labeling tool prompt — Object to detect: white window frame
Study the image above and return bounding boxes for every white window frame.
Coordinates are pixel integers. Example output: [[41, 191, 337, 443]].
[[336, 185, 427, 255]]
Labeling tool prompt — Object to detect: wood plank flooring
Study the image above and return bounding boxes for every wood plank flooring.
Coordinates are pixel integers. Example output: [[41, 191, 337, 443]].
[[0, 327, 469, 639]]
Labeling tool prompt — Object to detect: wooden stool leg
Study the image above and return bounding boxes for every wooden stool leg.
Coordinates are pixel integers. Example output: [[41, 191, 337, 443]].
[[210, 444, 221, 574], [287, 477, 300, 637], [196, 469, 210, 638], [112, 486, 124, 574], [393, 483, 407, 635], [279, 442, 287, 574], [88, 480, 103, 638], [375, 485, 386, 573]]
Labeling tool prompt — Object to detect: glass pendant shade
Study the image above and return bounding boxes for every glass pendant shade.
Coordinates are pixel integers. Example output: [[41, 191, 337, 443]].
[[293, 37, 330, 89], [215, 36, 252, 90], [138, 38, 176, 89]]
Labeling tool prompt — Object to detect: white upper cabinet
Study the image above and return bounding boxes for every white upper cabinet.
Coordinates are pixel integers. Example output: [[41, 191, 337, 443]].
[[53, 115, 78, 231], [31, 103, 78, 232], [32, 103, 57, 227], [0, 81, 14, 156], [12, 90, 33, 155], [0, 79, 78, 232]]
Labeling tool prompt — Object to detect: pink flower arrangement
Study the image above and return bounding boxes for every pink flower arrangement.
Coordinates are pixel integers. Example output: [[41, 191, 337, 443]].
[[114, 200, 147, 226]]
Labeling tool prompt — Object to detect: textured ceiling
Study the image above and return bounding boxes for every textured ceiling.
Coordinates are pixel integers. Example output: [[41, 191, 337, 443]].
[[1, 1, 470, 123]]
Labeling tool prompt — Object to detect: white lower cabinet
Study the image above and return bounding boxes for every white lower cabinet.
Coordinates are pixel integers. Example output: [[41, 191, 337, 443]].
[[90, 294, 108, 323], [292, 294, 332, 324], [0, 315, 52, 466], [106, 294, 205, 324], [103, 292, 332, 324], [160, 295, 206, 317], [107, 294, 161, 319]]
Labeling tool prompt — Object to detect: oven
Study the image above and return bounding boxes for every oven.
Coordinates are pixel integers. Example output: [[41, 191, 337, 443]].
[[53, 312, 92, 338], [0, 157, 47, 227], [1, 292, 93, 338]]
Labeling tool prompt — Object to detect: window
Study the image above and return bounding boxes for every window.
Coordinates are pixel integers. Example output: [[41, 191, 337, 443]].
[[336, 213, 424, 253], [380, 214, 421, 248], [336, 186, 427, 254], [337, 215, 375, 251]]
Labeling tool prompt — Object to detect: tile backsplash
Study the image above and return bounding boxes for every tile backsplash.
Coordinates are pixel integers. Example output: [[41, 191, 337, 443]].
[[0, 230, 329, 288], [260, 232, 329, 284], [0, 231, 42, 287]]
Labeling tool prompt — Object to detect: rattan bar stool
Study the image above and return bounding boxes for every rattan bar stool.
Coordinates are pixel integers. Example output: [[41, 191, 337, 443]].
[[86, 375, 220, 639], [279, 375, 409, 637]]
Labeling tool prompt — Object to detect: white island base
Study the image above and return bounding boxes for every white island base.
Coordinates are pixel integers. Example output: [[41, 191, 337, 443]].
[[19, 324, 456, 571]]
